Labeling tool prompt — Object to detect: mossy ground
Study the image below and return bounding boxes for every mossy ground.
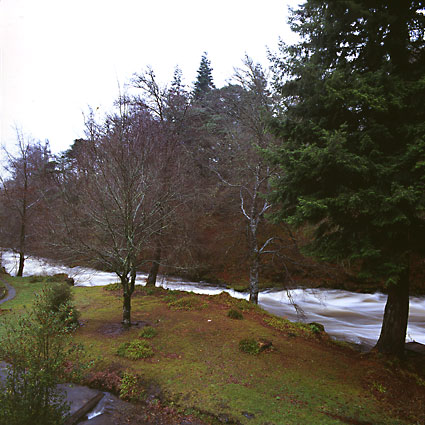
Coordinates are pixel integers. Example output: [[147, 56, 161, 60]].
[[1, 277, 425, 424]]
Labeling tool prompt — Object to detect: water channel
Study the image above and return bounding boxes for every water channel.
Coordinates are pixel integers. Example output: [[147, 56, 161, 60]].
[[2, 250, 424, 348]]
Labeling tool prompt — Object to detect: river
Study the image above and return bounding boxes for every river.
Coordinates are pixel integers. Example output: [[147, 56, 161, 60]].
[[1, 250, 424, 348]]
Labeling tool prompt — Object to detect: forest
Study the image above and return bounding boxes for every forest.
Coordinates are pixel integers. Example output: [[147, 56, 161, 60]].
[[1, 0, 424, 356], [0, 2, 425, 423]]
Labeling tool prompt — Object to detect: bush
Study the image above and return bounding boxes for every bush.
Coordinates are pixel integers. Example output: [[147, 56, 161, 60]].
[[34, 283, 80, 330], [168, 296, 207, 311], [46, 273, 69, 283], [29, 274, 47, 283], [85, 370, 122, 393], [120, 372, 144, 401], [0, 286, 84, 425], [104, 282, 122, 291], [116, 340, 154, 360], [239, 338, 260, 355], [0, 281, 6, 300], [139, 326, 157, 339], [227, 308, 243, 320]]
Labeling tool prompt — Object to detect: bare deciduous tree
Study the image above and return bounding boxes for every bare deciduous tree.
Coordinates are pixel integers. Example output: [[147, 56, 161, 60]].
[[51, 100, 182, 327], [0, 130, 51, 276], [208, 58, 280, 303]]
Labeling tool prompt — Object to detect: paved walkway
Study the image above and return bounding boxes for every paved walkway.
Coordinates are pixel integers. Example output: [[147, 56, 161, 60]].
[[0, 277, 16, 305]]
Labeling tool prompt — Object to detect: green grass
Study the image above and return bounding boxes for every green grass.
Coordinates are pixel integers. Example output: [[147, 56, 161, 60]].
[[1, 276, 424, 425]]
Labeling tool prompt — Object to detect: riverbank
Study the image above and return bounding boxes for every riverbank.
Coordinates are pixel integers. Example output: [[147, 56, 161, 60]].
[[2, 275, 424, 424]]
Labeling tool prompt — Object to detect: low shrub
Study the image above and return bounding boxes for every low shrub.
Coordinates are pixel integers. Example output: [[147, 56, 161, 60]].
[[0, 282, 6, 300], [104, 282, 122, 291], [139, 326, 157, 339], [85, 370, 122, 393], [46, 273, 69, 283], [168, 296, 207, 311], [120, 372, 144, 401], [116, 340, 154, 360], [227, 308, 243, 320], [34, 283, 80, 330], [29, 275, 46, 283], [239, 338, 260, 355], [308, 322, 325, 334], [163, 294, 178, 303]]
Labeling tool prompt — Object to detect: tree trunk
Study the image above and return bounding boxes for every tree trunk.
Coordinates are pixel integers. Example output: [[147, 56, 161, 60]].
[[375, 268, 410, 357], [17, 252, 25, 277], [17, 164, 28, 277], [146, 246, 161, 287], [122, 291, 131, 328], [121, 275, 133, 328], [249, 252, 259, 304]]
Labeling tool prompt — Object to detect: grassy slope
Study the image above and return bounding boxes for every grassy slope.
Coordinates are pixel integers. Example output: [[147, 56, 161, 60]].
[[1, 276, 425, 425]]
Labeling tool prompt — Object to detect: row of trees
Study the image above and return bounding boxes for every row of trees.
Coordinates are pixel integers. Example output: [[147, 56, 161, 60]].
[[1, 54, 288, 325], [2, 0, 424, 356]]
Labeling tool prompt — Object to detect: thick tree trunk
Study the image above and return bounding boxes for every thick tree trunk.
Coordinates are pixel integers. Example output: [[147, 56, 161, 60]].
[[249, 253, 259, 304], [122, 291, 131, 328], [146, 246, 161, 287], [375, 269, 410, 357], [121, 274, 134, 328], [17, 251, 25, 277]]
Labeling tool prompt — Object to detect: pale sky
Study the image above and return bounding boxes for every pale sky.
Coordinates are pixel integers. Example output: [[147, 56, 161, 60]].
[[1, 0, 299, 154]]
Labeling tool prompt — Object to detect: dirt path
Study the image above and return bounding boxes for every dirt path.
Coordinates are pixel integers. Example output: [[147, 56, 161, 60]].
[[0, 277, 16, 305]]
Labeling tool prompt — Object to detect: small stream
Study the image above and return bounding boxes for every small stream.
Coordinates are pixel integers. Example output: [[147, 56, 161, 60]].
[[2, 250, 424, 347]]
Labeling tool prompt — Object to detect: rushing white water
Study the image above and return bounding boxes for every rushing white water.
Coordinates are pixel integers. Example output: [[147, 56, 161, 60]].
[[2, 250, 424, 347]]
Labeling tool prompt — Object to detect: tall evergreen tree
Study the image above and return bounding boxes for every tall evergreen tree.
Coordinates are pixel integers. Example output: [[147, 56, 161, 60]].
[[192, 52, 215, 99], [270, 1, 425, 357]]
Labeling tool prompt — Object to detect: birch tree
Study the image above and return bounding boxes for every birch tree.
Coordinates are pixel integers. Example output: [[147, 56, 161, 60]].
[[208, 58, 279, 303]]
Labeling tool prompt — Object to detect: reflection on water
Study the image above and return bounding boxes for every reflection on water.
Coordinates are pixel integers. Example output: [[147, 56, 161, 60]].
[[2, 250, 424, 347]]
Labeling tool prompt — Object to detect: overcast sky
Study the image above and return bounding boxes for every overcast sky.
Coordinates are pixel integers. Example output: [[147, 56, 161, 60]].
[[1, 0, 299, 154]]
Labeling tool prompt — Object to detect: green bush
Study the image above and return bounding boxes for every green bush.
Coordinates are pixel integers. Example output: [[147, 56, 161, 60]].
[[29, 275, 46, 283], [46, 273, 69, 283], [116, 340, 154, 360], [0, 281, 6, 300], [227, 308, 243, 320], [163, 294, 178, 303], [239, 338, 260, 355], [168, 296, 207, 311], [120, 372, 144, 401], [139, 326, 157, 339], [34, 283, 80, 330], [0, 286, 84, 425], [104, 282, 122, 291]]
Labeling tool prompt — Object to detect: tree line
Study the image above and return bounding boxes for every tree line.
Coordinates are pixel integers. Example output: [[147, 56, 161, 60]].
[[1, 0, 424, 357]]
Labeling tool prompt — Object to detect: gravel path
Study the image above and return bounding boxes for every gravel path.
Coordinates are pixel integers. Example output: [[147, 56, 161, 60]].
[[0, 277, 16, 305]]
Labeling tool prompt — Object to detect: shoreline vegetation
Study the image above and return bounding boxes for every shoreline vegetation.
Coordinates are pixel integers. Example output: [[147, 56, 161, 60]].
[[1, 274, 424, 424]]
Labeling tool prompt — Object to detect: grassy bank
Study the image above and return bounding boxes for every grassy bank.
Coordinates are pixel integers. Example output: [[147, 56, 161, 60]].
[[1, 276, 425, 424]]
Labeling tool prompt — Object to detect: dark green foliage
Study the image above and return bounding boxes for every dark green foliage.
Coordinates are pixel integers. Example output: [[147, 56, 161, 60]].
[[227, 308, 243, 320], [116, 340, 154, 360], [139, 326, 157, 339], [269, 0, 425, 356], [35, 283, 80, 329], [239, 338, 260, 355], [309, 322, 325, 334], [192, 52, 215, 100], [0, 287, 83, 425]]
